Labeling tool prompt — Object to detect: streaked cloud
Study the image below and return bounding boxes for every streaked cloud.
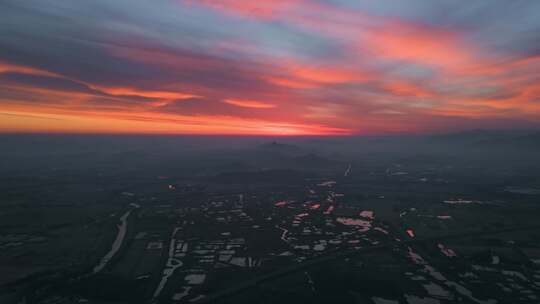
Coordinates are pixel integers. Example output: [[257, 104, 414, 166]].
[[0, 0, 539, 135], [223, 99, 276, 109]]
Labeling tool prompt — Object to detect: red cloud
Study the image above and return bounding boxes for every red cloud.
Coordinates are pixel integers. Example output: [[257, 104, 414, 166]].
[[2, 2, 540, 136], [266, 63, 372, 89], [361, 22, 478, 70], [0, 61, 60, 77], [223, 98, 276, 109], [183, 0, 304, 19]]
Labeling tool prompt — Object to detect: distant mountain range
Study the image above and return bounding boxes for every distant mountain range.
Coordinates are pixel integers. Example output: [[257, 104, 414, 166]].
[[257, 141, 302, 153], [429, 129, 540, 148], [254, 141, 343, 170]]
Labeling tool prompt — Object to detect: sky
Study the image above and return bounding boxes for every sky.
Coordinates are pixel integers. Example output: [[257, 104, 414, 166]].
[[1, 0, 540, 135]]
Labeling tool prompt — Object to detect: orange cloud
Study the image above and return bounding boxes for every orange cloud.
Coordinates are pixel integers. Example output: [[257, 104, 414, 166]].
[[0, 105, 349, 136], [267, 63, 370, 89], [1, 77, 199, 111], [362, 22, 477, 70], [0, 61, 59, 77], [265, 76, 315, 89], [92, 86, 199, 100], [0, 62, 201, 110], [382, 81, 432, 97], [291, 65, 365, 84], [223, 98, 276, 109]]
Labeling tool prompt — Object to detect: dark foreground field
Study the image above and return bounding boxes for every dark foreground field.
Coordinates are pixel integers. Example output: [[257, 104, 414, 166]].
[[1, 131, 540, 304]]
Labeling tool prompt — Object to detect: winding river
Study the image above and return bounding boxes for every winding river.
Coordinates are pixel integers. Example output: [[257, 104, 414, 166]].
[[93, 204, 139, 273]]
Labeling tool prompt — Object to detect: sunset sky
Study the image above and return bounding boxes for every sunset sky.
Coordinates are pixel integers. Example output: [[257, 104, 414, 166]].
[[1, 0, 540, 135]]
